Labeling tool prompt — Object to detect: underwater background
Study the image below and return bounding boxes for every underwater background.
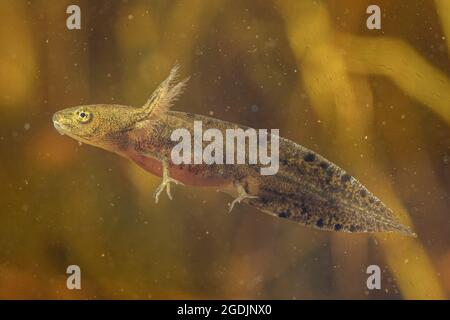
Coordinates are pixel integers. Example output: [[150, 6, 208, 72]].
[[0, 0, 449, 299]]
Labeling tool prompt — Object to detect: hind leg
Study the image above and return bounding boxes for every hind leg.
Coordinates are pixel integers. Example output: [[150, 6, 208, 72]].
[[228, 180, 259, 213]]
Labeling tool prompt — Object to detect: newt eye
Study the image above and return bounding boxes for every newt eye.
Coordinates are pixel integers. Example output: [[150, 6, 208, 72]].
[[76, 109, 92, 124]]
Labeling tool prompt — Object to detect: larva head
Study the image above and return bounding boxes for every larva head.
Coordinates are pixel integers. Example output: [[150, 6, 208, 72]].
[[52, 104, 141, 149]]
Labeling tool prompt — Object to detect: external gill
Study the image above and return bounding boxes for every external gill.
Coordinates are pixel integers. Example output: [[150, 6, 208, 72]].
[[139, 64, 190, 121]]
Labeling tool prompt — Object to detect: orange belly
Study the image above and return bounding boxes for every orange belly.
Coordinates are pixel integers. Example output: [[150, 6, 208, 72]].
[[125, 152, 231, 187]]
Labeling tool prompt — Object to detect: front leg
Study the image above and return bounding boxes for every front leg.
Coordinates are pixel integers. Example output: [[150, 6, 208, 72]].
[[141, 151, 185, 203]]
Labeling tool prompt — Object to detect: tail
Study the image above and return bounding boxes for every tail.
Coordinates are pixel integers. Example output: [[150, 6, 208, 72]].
[[247, 191, 416, 237], [243, 138, 416, 237]]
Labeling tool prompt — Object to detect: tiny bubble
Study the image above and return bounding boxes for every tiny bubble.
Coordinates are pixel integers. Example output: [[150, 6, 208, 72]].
[[24, 123, 30, 130]]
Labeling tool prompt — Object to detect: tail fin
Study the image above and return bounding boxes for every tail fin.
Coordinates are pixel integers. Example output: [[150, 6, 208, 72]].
[[247, 191, 416, 237]]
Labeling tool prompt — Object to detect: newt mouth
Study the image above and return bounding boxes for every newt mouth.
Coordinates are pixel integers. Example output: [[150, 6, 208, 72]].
[[52, 118, 66, 135], [53, 121, 65, 135], [52, 113, 66, 135]]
